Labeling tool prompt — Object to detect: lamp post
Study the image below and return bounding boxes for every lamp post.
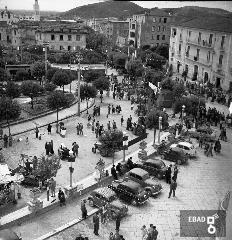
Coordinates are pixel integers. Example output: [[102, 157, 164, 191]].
[[158, 116, 162, 144], [105, 49, 108, 75], [182, 105, 185, 124], [43, 42, 49, 83], [74, 48, 83, 116]]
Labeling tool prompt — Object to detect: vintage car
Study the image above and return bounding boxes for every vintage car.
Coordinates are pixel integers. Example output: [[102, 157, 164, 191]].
[[125, 168, 162, 196], [162, 147, 188, 165], [170, 141, 197, 157], [108, 180, 150, 206], [87, 187, 128, 218], [137, 159, 167, 179]]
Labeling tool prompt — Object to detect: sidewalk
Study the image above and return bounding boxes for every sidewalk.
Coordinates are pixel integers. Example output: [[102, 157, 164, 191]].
[[0, 130, 170, 240]]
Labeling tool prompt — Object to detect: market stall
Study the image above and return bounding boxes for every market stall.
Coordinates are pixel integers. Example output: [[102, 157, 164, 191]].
[[0, 164, 24, 206]]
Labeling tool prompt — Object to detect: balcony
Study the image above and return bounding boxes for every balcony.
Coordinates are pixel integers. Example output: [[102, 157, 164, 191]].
[[187, 39, 213, 49], [217, 63, 223, 70], [219, 46, 225, 53], [179, 38, 183, 43], [185, 55, 211, 67]]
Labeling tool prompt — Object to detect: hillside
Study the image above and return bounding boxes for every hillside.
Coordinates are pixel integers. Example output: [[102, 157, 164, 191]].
[[11, 9, 59, 17], [59, 0, 145, 20]]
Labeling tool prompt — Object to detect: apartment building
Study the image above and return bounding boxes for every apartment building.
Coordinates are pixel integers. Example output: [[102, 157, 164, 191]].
[[0, 6, 18, 25], [0, 21, 12, 46], [170, 16, 232, 91], [128, 8, 171, 48], [35, 23, 87, 51]]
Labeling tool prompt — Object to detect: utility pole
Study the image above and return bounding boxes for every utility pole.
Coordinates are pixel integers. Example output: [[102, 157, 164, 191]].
[[43, 41, 49, 83]]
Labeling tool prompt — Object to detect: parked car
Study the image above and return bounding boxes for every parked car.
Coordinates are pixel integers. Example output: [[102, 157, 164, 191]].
[[0, 229, 21, 240], [170, 141, 197, 157], [108, 180, 150, 206], [87, 187, 128, 218], [137, 159, 167, 179], [125, 168, 162, 196], [162, 147, 188, 164]]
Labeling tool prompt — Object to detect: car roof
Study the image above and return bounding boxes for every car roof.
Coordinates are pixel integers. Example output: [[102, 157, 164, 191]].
[[177, 142, 192, 147], [93, 187, 116, 198], [171, 147, 184, 152], [146, 159, 164, 165], [129, 168, 149, 176], [119, 180, 141, 190]]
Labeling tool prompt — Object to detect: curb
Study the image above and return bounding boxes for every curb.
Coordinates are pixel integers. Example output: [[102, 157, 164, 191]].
[[2, 98, 95, 137], [1, 94, 78, 129]]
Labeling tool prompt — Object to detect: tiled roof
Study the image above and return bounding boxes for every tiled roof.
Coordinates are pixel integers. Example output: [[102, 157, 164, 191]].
[[149, 8, 170, 17], [172, 16, 232, 33]]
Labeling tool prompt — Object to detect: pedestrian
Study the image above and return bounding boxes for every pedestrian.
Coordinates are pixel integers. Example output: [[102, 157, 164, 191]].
[[165, 164, 172, 184], [116, 163, 122, 176], [0, 127, 3, 139], [108, 104, 111, 115], [58, 188, 66, 206], [206, 143, 213, 157], [115, 213, 121, 231], [93, 212, 100, 236], [113, 120, 117, 130], [109, 232, 114, 240], [131, 103, 134, 111], [172, 165, 179, 182], [46, 181, 50, 201], [72, 142, 79, 156], [35, 126, 39, 138], [80, 123, 84, 135], [121, 116, 124, 126], [168, 177, 177, 198], [81, 199, 88, 219], [50, 178, 56, 197], [47, 124, 52, 135], [111, 165, 118, 180], [3, 134, 8, 148], [141, 225, 148, 240], [153, 226, 158, 240], [76, 123, 80, 135], [45, 142, 50, 155], [107, 121, 111, 131], [50, 140, 54, 154]]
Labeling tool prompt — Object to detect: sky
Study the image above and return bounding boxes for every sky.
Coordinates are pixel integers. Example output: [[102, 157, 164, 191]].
[[1, 0, 232, 12]]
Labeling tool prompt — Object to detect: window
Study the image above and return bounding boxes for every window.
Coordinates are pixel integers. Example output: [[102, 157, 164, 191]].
[[156, 43, 159, 47], [152, 26, 155, 32], [157, 35, 160, 40], [151, 35, 154, 40], [196, 49, 200, 59], [159, 18, 162, 22], [179, 43, 181, 52], [209, 34, 213, 45], [162, 35, 165, 40], [158, 26, 161, 31], [164, 18, 167, 23], [219, 55, 223, 65], [172, 28, 176, 37], [163, 26, 166, 31], [60, 35, 63, 41], [14, 30, 16, 35], [132, 24, 135, 29], [186, 45, 190, 57], [51, 34, 55, 41], [221, 36, 225, 48], [152, 17, 156, 22], [68, 46, 71, 51], [207, 51, 211, 62], [76, 35, 80, 41], [68, 35, 72, 41], [189, 31, 191, 38], [130, 32, 135, 38], [60, 45, 63, 50]]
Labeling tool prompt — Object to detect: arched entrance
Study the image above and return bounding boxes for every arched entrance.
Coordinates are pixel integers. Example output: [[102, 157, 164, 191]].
[[204, 72, 209, 83]]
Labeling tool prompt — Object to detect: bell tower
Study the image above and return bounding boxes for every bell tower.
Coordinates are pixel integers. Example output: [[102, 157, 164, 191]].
[[33, 0, 40, 21]]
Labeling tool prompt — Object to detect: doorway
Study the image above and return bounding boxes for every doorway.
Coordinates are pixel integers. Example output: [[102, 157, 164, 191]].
[[204, 72, 209, 83], [215, 77, 221, 88]]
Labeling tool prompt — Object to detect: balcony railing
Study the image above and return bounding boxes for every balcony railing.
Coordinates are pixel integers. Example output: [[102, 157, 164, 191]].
[[186, 55, 211, 67], [219, 46, 225, 52], [187, 39, 213, 49]]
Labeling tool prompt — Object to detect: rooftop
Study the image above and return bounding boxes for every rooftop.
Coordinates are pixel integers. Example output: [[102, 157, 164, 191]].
[[172, 16, 232, 33]]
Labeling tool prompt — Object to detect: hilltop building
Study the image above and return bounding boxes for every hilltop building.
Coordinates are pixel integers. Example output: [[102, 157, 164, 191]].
[[0, 6, 18, 25], [169, 16, 232, 91]]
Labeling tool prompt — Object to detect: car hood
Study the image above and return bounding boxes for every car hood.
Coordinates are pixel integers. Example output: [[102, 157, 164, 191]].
[[111, 199, 127, 210], [145, 179, 162, 188]]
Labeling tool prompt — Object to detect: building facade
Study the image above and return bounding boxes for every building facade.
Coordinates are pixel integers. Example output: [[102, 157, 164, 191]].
[[0, 21, 12, 46], [169, 16, 232, 91], [35, 24, 87, 51], [128, 8, 171, 48], [0, 6, 18, 25]]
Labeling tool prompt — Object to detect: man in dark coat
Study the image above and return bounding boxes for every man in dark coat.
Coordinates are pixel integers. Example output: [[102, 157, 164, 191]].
[[168, 177, 177, 198], [165, 165, 172, 184], [115, 213, 122, 231], [111, 165, 118, 180], [81, 199, 88, 219], [47, 124, 52, 134], [93, 212, 100, 235]]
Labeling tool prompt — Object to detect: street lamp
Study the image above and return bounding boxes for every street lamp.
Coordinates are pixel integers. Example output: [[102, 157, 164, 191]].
[[105, 49, 108, 75], [158, 116, 162, 144], [74, 47, 83, 116], [43, 42, 49, 83], [181, 105, 185, 123]]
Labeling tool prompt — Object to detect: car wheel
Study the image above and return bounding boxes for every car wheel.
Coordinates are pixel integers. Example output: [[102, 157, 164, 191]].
[[88, 199, 94, 207], [177, 159, 181, 165], [131, 199, 137, 206]]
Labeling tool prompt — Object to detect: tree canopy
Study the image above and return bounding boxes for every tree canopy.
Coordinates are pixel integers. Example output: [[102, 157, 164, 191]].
[[15, 69, 30, 81], [47, 91, 69, 110], [126, 60, 144, 78], [0, 97, 21, 121], [5, 82, 21, 98], [52, 70, 71, 92], [0, 68, 9, 82], [145, 108, 169, 130], [79, 84, 97, 101], [146, 52, 166, 70], [31, 61, 46, 80], [93, 76, 110, 91], [47, 68, 58, 82], [145, 68, 164, 87], [83, 69, 105, 83]]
